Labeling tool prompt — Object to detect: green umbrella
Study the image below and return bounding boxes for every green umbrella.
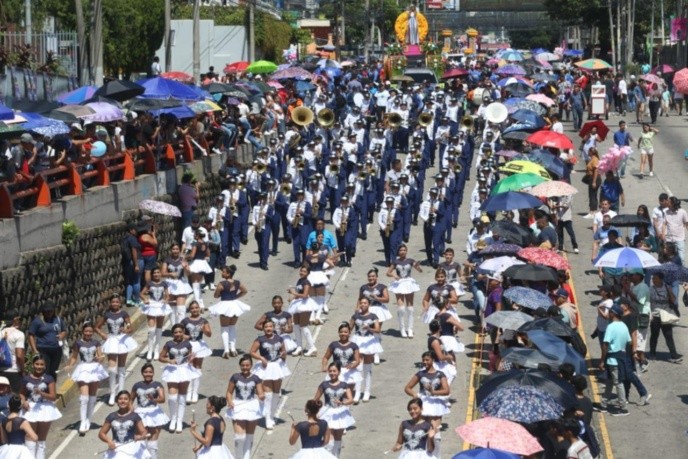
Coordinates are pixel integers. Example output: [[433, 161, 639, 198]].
[[247, 60, 277, 74], [491, 173, 549, 195]]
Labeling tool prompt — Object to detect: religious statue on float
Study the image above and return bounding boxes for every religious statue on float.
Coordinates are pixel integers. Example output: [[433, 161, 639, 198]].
[[394, 4, 429, 46]]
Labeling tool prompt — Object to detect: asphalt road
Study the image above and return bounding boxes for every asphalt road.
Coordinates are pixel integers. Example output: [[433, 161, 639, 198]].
[[43, 111, 688, 459]]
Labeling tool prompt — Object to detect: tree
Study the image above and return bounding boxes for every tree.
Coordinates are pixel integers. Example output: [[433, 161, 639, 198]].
[[509, 28, 559, 51]]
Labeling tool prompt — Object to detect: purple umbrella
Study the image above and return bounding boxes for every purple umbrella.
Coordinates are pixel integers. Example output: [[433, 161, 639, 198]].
[[270, 67, 314, 80], [495, 64, 527, 76], [83, 102, 124, 122], [494, 150, 521, 159]]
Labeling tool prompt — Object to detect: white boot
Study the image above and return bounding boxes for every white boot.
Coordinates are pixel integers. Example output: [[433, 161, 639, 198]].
[[87, 395, 97, 430], [332, 440, 342, 457], [147, 440, 159, 459], [190, 378, 200, 403], [221, 326, 231, 357], [433, 432, 442, 458], [108, 368, 117, 405], [176, 394, 186, 432], [36, 441, 46, 459], [302, 327, 317, 356], [146, 327, 156, 360], [243, 434, 254, 459], [264, 392, 274, 429], [234, 434, 246, 459], [405, 306, 414, 338], [271, 390, 281, 422], [79, 395, 89, 433], [25, 441, 37, 457], [168, 394, 178, 430], [292, 325, 303, 355], [154, 328, 163, 360], [397, 308, 407, 338], [362, 363, 372, 402], [117, 367, 126, 392], [192, 282, 202, 303], [174, 305, 186, 325], [227, 325, 237, 356]]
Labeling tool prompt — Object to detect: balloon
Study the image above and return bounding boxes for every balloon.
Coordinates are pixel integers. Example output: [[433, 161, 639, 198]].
[[91, 141, 107, 157]]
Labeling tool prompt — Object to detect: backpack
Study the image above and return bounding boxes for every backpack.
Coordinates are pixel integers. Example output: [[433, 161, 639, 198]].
[[0, 333, 13, 369]]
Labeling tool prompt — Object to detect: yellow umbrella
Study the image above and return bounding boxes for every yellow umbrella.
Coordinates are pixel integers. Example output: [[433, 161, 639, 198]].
[[190, 99, 223, 113], [499, 160, 551, 179]]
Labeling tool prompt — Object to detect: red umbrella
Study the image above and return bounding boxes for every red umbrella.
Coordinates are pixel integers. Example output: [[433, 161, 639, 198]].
[[526, 130, 574, 150], [223, 61, 250, 74], [442, 68, 469, 79], [673, 68, 688, 93], [160, 71, 194, 83], [578, 120, 609, 141], [517, 247, 571, 270]]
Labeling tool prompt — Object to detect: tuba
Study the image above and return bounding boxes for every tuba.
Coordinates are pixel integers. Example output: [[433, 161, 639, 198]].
[[453, 163, 463, 174], [419, 111, 434, 127], [281, 183, 292, 194], [296, 157, 306, 171], [385, 112, 402, 129], [358, 170, 368, 181], [330, 163, 339, 173], [255, 162, 267, 173], [460, 116, 474, 132], [317, 108, 335, 127], [292, 106, 314, 127]]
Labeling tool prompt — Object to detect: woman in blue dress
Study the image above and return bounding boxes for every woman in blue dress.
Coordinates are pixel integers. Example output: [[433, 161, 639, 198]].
[[0, 396, 37, 459], [390, 398, 435, 459], [386, 245, 423, 338], [182, 300, 213, 404], [313, 363, 355, 458], [288, 400, 336, 459], [225, 355, 264, 459], [190, 395, 234, 458], [209, 266, 251, 359], [98, 390, 150, 459], [131, 364, 169, 459]]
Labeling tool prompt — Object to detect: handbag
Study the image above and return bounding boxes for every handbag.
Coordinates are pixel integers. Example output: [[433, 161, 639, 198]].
[[581, 174, 592, 185], [659, 309, 680, 325], [638, 313, 651, 328]]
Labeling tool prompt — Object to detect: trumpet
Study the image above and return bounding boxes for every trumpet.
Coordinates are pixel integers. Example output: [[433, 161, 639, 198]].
[[358, 171, 368, 181], [329, 164, 339, 174], [460, 116, 474, 132], [453, 164, 463, 174], [296, 158, 306, 171], [384, 209, 394, 238], [419, 111, 434, 127], [292, 202, 303, 228]]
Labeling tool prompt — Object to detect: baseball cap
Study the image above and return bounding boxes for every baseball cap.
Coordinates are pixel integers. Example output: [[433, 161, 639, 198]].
[[556, 288, 569, 298], [20, 133, 35, 144], [71, 122, 84, 132], [610, 304, 623, 317], [0, 377, 9, 386]]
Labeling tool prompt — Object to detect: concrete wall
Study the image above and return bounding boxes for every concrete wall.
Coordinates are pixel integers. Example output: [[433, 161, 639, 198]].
[[155, 20, 248, 75]]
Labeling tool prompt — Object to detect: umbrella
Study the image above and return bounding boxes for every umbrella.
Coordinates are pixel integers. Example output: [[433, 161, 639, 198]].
[[535, 52, 560, 62], [266, 81, 284, 89], [127, 98, 183, 111], [502, 286, 553, 310], [479, 385, 563, 423], [502, 131, 531, 141], [610, 214, 651, 227], [442, 68, 469, 79], [501, 50, 524, 61], [519, 317, 578, 339], [520, 150, 568, 178], [504, 82, 534, 97], [56, 85, 98, 104], [563, 49, 583, 57], [575, 58, 612, 70], [495, 64, 527, 76], [528, 180, 578, 197], [451, 448, 520, 459], [455, 417, 543, 456], [646, 263, 688, 284], [340, 60, 355, 67], [150, 105, 196, 119], [526, 93, 555, 107], [316, 58, 341, 69], [594, 247, 660, 269], [139, 199, 182, 217], [497, 76, 532, 88], [502, 264, 559, 282], [640, 73, 664, 86], [503, 98, 547, 115], [480, 191, 544, 212], [0, 122, 26, 134], [501, 347, 567, 372], [295, 81, 316, 92], [201, 82, 233, 94], [94, 80, 144, 102], [22, 113, 70, 137], [526, 130, 574, 150], [190, 100, 223, 114], [526, 330, 587, 375], [10, 100, 61, 114], [477, 369, 576, 409], [531, 72, 558, 82], [160, 71, 194, 83], [579, 119, 609, 141], [491, 173, 548, 194], [494, 149, 521, 159], [271, 67, 314, 80], [652, 64, 675, 74], [223, 61, 250, 74], [48, 104, 96, 122], [490, 221, 536, 246], [478, 256, 525, 274], [478, 243, 522, 256], [485, 310, 534, 330], [673, 68, 688, 93], [510, 109, 546, 128], [499, 160, 551, 179], [83, 102, 124, 122], [517, 247, 570, 270], [247, 60, 277, 74], [0, 103, 15, 121], [137, 77, 203, 100]]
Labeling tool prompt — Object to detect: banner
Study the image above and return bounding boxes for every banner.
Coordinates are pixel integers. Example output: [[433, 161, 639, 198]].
[[671, 18, 687, 42]]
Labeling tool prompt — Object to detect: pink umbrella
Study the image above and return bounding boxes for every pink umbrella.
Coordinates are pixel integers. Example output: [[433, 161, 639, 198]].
[[640, 73, 664, 86], [267, 81, 284, 89], [526, 93, 556, 107], [673, 68, 688, 93], [535, 59, 553, 69], [455, 417, 544, 456], [652, 64, 675, 74]]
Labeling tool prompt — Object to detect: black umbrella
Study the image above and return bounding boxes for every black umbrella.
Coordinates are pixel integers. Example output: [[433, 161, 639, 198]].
[[610, 214, 651, 227], [518, 317, 577, 339], [10, 100, 61, 115], [80, 95, 123, 107], [126, 98, 183, 111], [94, 80, 145, 102], [503, 264, 559, 282], [476, 369, 577, 408], [490, 221, 535, 247], [502, 130, 531, 141], [201, 82, 233, 94]]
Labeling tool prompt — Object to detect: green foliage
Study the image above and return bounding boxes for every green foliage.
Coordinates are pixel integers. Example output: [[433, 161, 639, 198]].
[[292, 27, 313, 46], [62, 220, 80, 248], [509, 28, 559, 51]]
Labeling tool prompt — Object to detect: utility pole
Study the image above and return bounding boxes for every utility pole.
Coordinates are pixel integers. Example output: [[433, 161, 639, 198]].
[[24, 0, 32, 44], [193, 0, 200, 83], [364, 0, 370, 63], [164, 0, 172, 72], [608, 0, 617, 71], [249, 0, 256, 62], [75, 0, 88, 84], [91, 0, 103, 84], [650, 0, 655, 68]]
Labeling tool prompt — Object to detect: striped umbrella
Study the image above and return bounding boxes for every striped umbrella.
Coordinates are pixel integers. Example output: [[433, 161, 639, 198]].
[[574, 58, 612, 70]]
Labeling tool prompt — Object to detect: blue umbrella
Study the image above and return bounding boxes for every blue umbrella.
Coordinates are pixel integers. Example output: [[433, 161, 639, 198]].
[[502, 123, 540, 135], [521, 149, 567, 178], [509, 109, 546, 128], [501, 50, 524, 62], [594, 247, 660, 269], [136, 77, 203, 100], [295, 81, 316, 92], [0, 103, 14, 121], [479, 243, 522, 256], [150, 105, 196, 119], [505, 83, 534, 97], [56, 85, 98, 104], [452, 447, 520, 459], [21, 112, 70, 137], [479, 385, 563, 424], [480, 191, 543, 212], [526, 330, 587, 375], [495, 64, 527, 76], [646, 263, 688, 284], [564, 49, 583, 57], [502, 286, 553, 310], [476, 369, 577, 408], [531, 47, 548, 55]]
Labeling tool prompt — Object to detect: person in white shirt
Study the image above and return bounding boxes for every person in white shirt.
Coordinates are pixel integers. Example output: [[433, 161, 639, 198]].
[[0, 311, 26, 392], [375, 86, 390, 120], [181, 216, 209, 253], [652, 193, 670, 245], [592, 199, 618, 234], [550, 114, 564, 133]]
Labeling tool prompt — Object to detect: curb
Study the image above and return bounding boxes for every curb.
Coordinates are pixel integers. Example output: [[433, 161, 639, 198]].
[[56, 306, 148, 408]]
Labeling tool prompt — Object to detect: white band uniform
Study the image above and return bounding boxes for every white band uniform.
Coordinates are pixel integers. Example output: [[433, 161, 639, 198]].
[[389, 278, 420, 295], [102, 334, 138, 355]]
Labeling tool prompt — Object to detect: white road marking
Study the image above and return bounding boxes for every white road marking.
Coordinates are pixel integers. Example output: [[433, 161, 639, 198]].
[[274, 394, 289, 419], [340, 267, 350, 282]]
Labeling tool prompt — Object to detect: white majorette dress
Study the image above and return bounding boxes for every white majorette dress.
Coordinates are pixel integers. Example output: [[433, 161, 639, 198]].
[[437, 311, 464, 353], [421, 283, 457, 324], [102, 411, 151, 459], [160, 340, 202, 383], [251, 334, 291, 381], [428, 335, 457, 386], [389, 258, 420, 295], [439, 260, 466, 298], [165, 256, 193, 296], [0, 417, 35, 459], [101, 310, 138, 355], [188, 242, 213, 274], [326, 341, 362, 384], [289, 419, 337, 459], [307, 247, 331, 287], [359, 283, 393, 322], [287, 278, 319, 314], [142, 281, 172, 317], [196, 417, 233, 459], [209, 280, 251, 317], [415, 369, 450, 417], [20, 374, 62, 422], [265, 310, 297, 353], [351, 312, 383, 356], [71, 339, 108, 383], [225, 373, 263, 421], [132, 380, 170, 428], [181, 316, 213, 358], [397, 420, 433, 459], [317, 380, 355, 430]]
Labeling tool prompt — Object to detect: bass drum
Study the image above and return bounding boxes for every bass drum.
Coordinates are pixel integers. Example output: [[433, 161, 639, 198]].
[[470, 87, 489, 106], [353, 92, 364, 108]]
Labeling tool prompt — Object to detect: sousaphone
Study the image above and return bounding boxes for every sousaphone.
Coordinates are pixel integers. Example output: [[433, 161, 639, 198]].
[[292, 106, 314, 126], [484, 102, 509, 124]]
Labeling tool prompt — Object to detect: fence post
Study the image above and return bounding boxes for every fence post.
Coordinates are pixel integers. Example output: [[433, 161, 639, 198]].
[[0, 184, 14, 218], [34, 175, 52, 207], [122, 152, 135, 180]]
